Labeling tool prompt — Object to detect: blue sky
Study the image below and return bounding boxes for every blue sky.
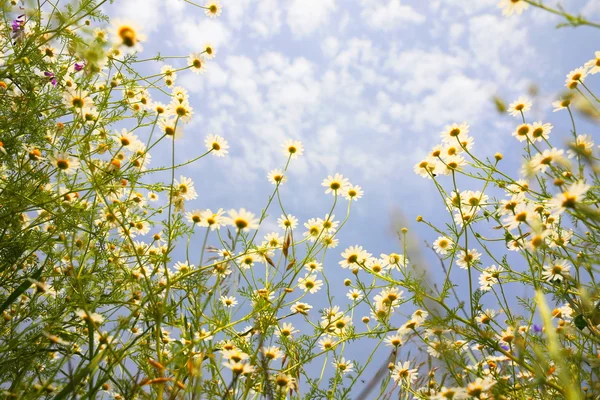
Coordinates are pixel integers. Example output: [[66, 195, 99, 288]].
[[109, 0, 600, 267], [107, 0, 599, 389]]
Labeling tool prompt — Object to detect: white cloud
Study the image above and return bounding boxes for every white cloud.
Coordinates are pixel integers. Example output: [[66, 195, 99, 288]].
[[321, 37, 340, 58], [287, 0, 337, 37], [116, 0, 163, 33], [361, 0, 425, 30], [174, 18, 232, 51]]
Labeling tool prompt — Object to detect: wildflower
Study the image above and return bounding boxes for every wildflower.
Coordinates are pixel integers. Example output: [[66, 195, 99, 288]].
[[502, 202, 538, 231], [584, 51, 600, 75], [322, 173, 350, 195], [527, 148, 567, 175], [113, 129, 143, 151], [547, 181, 590, 213], [391, 361, 418, 385], [264, 232, 283, 248], [530, 122, 552, 142], [275, 322, 298, 338], [512, 123, 532, 142], [223, 360, 255, 375], [384, 333, 403, 348], [278, 214, 298, 230], [75, 309, 104, 324], [346, 289, 363, 301], [431, 387, 468, 399], [456, 248, 482, 269], [262, 346, 283, 361], [290, 302, 312, 315], [238, 252, 260, 270], [476, 309, 497, 324], [204, 1, 223, 18], [567, 134, 594, 159], [282, 139, 304, 159], [267, 169, 287, 185], [438, 154, 467, 175], [542, 259, 571, 283], [373, 287, 404, 309], [507, 96, 532, 117], [498, 0, 529, 16], [565, 67, 587, 90], [414, 157, 438, 179], [467, 377, 496, 398], [333, 357, 354, 375], [111, 19, 145, 53], [552, 98, 571, 112], [433, 236, 453, 255], [202, 42, 216, 59], [366, 258, 386, 273], [188, 53, 207, 74], [342, 184, 364, 201], [272, 373, 296, 391], [173, 261, 193, 274], [441, 122, 469, 143], [318, 336, 336, 350], [479, 265, 501, 291], [339, 245, 371, 269], [199, 208, 226, 230], [174, 176, 198, 201], [49, 152, 80, 175], [381, 253, 408, 269], [62, 88, 94, 111], [498, 326, 516, 346], [305, 260, 323, 272], [297, 274, 323, 294], [186, 209, 202, 224], [226, 209, 259, 232], [205, 134, 229, 156], [167, 100, 194, 124]]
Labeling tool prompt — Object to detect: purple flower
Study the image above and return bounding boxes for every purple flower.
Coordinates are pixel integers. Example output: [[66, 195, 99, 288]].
[[44, 71, 54, 77], [51, 78, 57, 86], [74, 62, 84, 72], [500, 345, 509, 351], [533, 324, 542, 333], [11, 16, 24, 33]]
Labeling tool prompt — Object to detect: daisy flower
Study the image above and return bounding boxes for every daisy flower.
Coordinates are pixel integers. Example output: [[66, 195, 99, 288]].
[[498, 0, 529, 16], [238, 251, 261, 270], [262, 346, 283, 361], [188, 53, 207, 74], [567, 134, 594, 159], [584, 51, 600, 75], [186, 209, 202, 224], [277, 214, 298, 230], [297, 274, 323, 294], [318, 336, 336, 351], [547, 181, 590, 214], [282, 139, 304, 159], [50, 152, 80, 175], [414, 157, 438, 179], [476, 309, 497, 324], [542, 259, 571, 283], [438, 154, 467, 175], [290, 302, 312, 315], [552, 98, 571, 112], [322, 173, 350, 195], [507, 96, 532, 117], [433, 236, 453, 255], [159, 117, 183, 139], [333, 357, 354, 375], [62, 88, 94, 111], [275, 322, 298, 338], [305, 260, 323, 272], [456, 248, 481, 269], [342, 184, 363, 201], [202, 42, 216, 59], [220, 296, 237, 307], [113, 129, 143, 151], [530, 121, 552, 142], [226, 208, 259, 232], [267, 169, 287, 185], [391, 361, 418, 385], [167, 100, 194, 124], [384, 333, 403, 348], [160, 65, 177, 82], [479, 265, 501, 291], [346, 289, 363, 302], [111, 19, 146, 53], [41, 46, 58, 62], [440, 122, 469, 143], [565, 67, 587, 90], [205, 134, 229, 156], [199, 208, 226, 230], [527, 148, 567, 175], [204, 1, 223, 18], [512, 123, 532, 142], [174, 176, 198, 201], [339, 245, 371, 269]]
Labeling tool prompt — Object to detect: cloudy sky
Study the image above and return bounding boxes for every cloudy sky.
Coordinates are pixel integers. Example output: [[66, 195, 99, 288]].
[[109, 0, 599, 258], [104, 0, 600, 388]]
